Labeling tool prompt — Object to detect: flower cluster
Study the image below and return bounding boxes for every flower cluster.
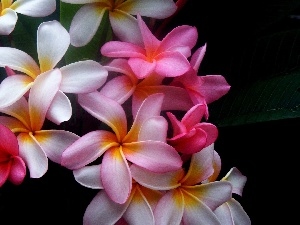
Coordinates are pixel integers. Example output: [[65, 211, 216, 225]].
[[0, 0, 251, 224]]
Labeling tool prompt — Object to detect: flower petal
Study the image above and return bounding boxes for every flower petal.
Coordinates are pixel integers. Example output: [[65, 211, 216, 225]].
[[123, 141, 182, 173], [0, 74, 33, 108], [181, 104, 206, 129], [83, 190, 130, 225], [69, 4, 105, 47], [46, 91, 72, 125], [74, 164, 103, 189], [0, 162, 10, 187], [0, 115, 29, 133], [61, 130, 117, 170], [0, 123, 19, 155], [8, 156, 26, 185], [190, 44, 206, 72], [18, 133, 48, 178], [221, 167, 247, 196], [101, 147, 132, 204], [138, 116, 168, 142], [0, 8, 17, 35], [34, 130, 79, 164], [60, 60, 108, 93], [101, 41, 146, 58], [12, 0, 56, 17], [37, 20, 70, 72]]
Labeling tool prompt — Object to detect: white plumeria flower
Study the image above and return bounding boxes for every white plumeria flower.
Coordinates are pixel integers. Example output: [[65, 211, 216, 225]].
[[0, 0, 56, 35], [60, 0, 177, 47], [0, 20, 108, 125]]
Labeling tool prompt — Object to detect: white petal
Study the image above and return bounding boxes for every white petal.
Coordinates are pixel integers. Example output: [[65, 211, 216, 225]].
[[37, 20, 70, 72], [0, 9, 17, 35], [13, 0, 56, 17], [73, 164, 103, 189]]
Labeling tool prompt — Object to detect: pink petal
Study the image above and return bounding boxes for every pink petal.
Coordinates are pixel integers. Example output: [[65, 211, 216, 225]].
[[29, 69, 62, 131], [101, 147, 132, 204], [83, 190, 129, 225], [181, 104, 206, 129], [13, 0, 56, 17], [128, 57, 156, 79], [0, 9, 17, 35], [61, 130, 117, 170], [221, 167, 247, 196], [101, 41, 145, 58], [0, 115, 29, 132], [0, 123, 19, 155], [138, 116, 168, 142], [123, 141, 182, 173], [60, 60, 108, 93], [73, 165, 103, 189], [190, 44, 207, 72], [194, 123, 218, 147], [0, 74, 33, 108], [18, 133, 48, 178], [154, 190, 184, 225], [0, 163, 10, 187], [34, 130, 79, 164], [167, 111, 187, 136], [8, 156, 26, 185]]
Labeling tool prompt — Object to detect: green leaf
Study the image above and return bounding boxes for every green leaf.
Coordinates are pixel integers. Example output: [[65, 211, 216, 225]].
[[209, 68, 300, 127], [60, 2, 113, 64]]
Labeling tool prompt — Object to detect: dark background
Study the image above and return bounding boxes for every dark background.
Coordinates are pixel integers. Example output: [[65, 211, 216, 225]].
[[1, 0, 299, 224]]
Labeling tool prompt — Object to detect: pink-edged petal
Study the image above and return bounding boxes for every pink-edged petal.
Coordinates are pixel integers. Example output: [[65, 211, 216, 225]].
[[73, 164, 103, 189], [8, 156, 26, 185], [182, 144, 215, 185], [60, 60, 108, 93], [0, 115, 29, 133], [122, 0, 177, 19], [46, 91, 72, 125], [200, 75, 231, 104], [123, 185, 155, 225], [125, 93, 164, 142], [181, 104, 206, 129], [130, 164, 183, 190], [0, 123, 19, 155], [69, 4, 105, 47], [18, 133, 48, 178], [154, 189, 184, 225], [101, 41, 146, 58], [155, 51, 190, 77], [181, 190, 221, 225], [99, 75, 136, 104], [37, 20, 70, 72], [109, 10, 143, 46], [33, 130, 79, 164], [128, 57, 156, 79], [29, 69, 62, 131], [168, 128, 207, 154], [123, 141, 182, 173], [0, 75, 33, 108], [0, 97, 31, 129], [221, 167, 247, 196], [0, 47, 40, 78], [78, 91, 127, 140], [12, 0, 56, 17], [215, 198, 251, 225], [61, 130, 117, 170], [159, 25, 198, 53], [101, 147, 132, 204], [0, 8, 17, 35], [83, 190, 130, 225], [194, 123, 218, 147], [190, 44, 206, 72], [183, 181, 232, 210], [0, 163, 10, 187], [138, 116, 168, 142]]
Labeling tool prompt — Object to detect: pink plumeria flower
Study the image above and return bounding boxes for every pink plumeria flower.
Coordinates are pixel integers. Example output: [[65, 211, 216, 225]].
[[0, 20, 108, 124], [72, 164, 162, 225], [101, 14, 198, 79], [131, 144, 233, 225], [60, 0, 177, 47], [100, 58, 194, 117], [166, 103, 218, 154], [0, 123, 26, 187], [170, 44, 231, 118], [0, 0, 56, 35], [61, 92, 182, 204], [0, 73, 79, 178]]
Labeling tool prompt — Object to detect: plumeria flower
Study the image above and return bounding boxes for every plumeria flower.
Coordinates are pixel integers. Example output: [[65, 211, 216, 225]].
[[0, 0, 56, 35], [100, 58, 194, 117], [0, 72, 80, 178], [72, 164, 162, 225], [60, 0, 177, 47], [166, 103, 218, 155], [0, 20, 108, 125], [101, 14, 198, 79], [61, 92, 182, 204], [131, 144, 233, 225], [0, 123, 26, 187], [170, 43, 231, 118]]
